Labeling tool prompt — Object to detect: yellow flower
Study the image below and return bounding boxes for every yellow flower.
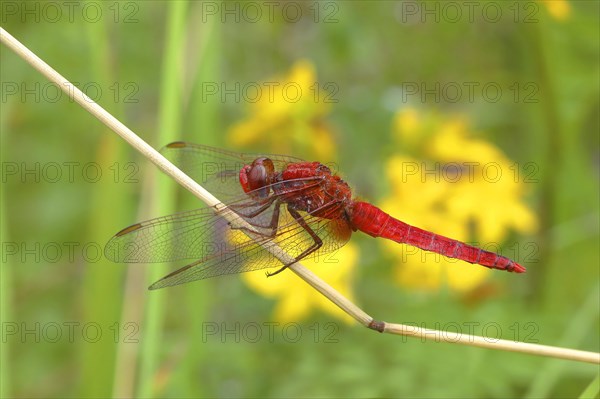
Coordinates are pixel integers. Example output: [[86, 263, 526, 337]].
[[227, 60, 356, 322], [242, 242, 358, 324], [393, 107, 421, 146], [382, 108, 538, 293], [227, 60, 337, 161], [539, 0, 571, 21]]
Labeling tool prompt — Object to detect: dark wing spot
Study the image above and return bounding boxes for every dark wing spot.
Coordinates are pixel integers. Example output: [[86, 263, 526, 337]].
[[165, 141, 188, 149], [115, 223, 143, 236]]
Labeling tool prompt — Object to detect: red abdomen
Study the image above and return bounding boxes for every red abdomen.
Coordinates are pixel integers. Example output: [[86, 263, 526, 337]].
[[348, 201, 525, 273]]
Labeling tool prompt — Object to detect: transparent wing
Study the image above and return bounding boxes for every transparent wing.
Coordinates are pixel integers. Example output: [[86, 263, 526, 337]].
[[104, 206, 227, 263], [105, 177, 353, 289], [147, 206, 352, 289]]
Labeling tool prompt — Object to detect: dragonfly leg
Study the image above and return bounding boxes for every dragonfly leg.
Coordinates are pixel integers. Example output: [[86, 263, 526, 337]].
[[266, 206, 323, 277], [233, 198, 283, 238], [229, 195, 277, 219], [231, 178, 326, 232]]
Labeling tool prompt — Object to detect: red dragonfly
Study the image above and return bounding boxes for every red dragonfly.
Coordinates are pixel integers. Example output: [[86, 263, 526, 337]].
[[105, 142, 525, 290]]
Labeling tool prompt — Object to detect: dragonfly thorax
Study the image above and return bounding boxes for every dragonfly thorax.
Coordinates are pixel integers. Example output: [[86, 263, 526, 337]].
[[279, 161, 354, 219]]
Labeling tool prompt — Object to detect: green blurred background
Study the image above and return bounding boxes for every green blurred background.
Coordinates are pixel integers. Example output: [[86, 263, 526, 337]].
[[1, 1, 599, 398]]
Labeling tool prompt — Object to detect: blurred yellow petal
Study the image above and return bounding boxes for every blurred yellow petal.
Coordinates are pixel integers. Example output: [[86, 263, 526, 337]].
[[396, 257, 491, 294], [429, 121, 504, 164], [228, 120, 265, 147], [243, 243, 358, 324], [288, 59, 316, 90], [446, 261, 491, 293], [395, 258, 442, 291], [394, 107, 422, 146], [272, 291, 311, 323], [539, 0, 571, 20], [310, 123, 337, 162], [510, 202, 539, 234], [227, 60, 337, 161]]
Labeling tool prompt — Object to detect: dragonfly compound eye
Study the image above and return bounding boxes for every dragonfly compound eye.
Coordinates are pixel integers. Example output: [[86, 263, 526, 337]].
[[241, 157, 275, 198]]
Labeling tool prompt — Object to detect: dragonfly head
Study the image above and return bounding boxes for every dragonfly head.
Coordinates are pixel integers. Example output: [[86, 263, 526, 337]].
[[240, 157, 276, 199]]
